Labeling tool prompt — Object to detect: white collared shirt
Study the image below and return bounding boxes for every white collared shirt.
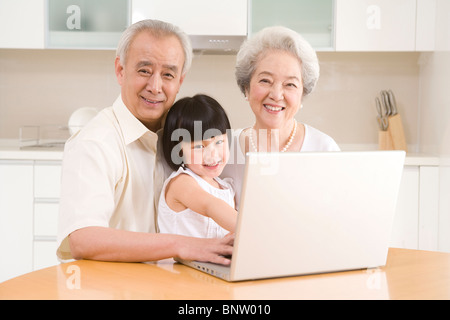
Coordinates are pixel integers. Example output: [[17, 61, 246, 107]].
[[56, 96, 168, 261]]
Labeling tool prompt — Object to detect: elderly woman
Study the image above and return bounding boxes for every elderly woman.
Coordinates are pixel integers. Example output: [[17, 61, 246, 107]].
[[222, 26, 340, 202]]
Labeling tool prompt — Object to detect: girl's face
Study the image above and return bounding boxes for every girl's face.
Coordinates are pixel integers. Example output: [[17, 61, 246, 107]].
[[181, 134, 229, 181]]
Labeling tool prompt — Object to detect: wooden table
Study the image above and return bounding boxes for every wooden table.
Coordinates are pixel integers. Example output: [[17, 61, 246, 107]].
[[1, 248, 450, 300]]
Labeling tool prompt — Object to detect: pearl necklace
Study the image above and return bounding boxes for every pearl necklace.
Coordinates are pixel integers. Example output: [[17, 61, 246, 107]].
[[249, 120, 298, 152]]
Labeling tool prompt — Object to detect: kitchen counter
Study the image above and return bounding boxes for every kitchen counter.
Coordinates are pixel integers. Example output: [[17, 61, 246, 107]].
[[403, 153, 440, 166], [0, 140, 440, 165], [0, 140, 63, 161]]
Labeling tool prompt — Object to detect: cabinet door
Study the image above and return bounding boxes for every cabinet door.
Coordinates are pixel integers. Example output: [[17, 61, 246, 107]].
[[415, 0, 436, 51], [250, 0, 334, 50], [390, 166, 419, 249], [0, 0, 45, 49], [34, 162, 62, 199], [132, 0, 247, 36], [335, 0, 417, 51], [33, 162, 61, 270], [418, 166, 439, 251], [0, 161, 34, 282], [47, 0, 130, 49]]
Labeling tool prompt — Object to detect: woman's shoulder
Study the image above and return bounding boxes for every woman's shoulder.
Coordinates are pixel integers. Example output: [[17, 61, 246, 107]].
[[302, 124, 340, 151]]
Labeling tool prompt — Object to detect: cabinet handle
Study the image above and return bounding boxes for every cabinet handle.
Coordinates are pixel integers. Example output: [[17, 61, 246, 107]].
[[34, 236, 57, 242]]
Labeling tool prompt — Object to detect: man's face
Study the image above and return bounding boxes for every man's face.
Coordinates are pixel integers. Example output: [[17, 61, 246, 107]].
[[115, 31, 186, 131]]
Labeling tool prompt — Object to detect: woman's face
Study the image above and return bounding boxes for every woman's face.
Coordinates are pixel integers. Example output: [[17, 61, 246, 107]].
[[246, 50, 303, 130]]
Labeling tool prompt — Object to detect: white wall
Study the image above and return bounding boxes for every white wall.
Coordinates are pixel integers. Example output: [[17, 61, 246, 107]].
[[0, 50, 421, 151]]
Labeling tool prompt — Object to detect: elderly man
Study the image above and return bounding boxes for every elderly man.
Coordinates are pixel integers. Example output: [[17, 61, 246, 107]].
[[56, 20, 233, 265]]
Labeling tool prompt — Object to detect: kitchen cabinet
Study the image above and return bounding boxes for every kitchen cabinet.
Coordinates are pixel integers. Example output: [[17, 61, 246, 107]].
[[132, 0, 247, 36], [390, 161, 440, 251], [390, 166, 419, 249], [33, 162, 61, 270], [418, 166, 439, 250], [335, 0, 437, 52], [335, 0, 416, 51], [132, 0, 247, 52], [249, 0, 334, 50], [0, 0, 45, 49], [415, 0, 437, 51], [47, 0, 130, 49], [0, 161, 34, 283], [0, 156, 62, 283]]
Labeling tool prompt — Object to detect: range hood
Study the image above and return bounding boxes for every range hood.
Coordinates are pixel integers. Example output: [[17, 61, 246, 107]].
[[189, 35, 247, 54], [132, 0, 248, 54]]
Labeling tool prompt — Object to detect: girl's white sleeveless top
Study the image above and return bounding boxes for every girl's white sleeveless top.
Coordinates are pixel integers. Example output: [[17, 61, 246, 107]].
[[157, 167, 235, 238]]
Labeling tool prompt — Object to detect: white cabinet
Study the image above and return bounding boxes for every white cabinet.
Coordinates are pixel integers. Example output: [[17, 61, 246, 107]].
[[33, 162, 61, 270], [418, 166, 439, 250], [0, 0, 45, 49], [250, 0, 436, 52], [0, 159, 61, 283], [249, 0, 334, 50], [335, 0, 417, 51], [132, 0, 247, 36], [390, 164, 440, 251], [47, 0, 130, 49], [415, 0, 437, 51], [391, 166, 419, 249], [0, 161, 34, 283], [34, 163, 62, 199]]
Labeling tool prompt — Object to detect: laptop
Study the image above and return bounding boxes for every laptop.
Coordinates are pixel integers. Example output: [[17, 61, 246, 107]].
[[177, 151, 405, 282]]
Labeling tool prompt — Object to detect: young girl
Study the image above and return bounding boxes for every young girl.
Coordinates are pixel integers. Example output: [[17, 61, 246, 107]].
[[158, 94, 237, 238]]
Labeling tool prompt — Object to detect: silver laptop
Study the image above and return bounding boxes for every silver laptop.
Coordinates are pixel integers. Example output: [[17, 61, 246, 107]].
[[177, 151, 405, 282]]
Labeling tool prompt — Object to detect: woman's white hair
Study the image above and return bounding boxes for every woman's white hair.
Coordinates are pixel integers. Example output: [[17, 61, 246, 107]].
[[116, 19, 193, 75], [235, 26, 319, 97]]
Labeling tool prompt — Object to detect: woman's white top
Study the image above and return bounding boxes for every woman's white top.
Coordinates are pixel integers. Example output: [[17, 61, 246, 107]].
[[221, 124, 340, 205], [158, 167, 235, 238]]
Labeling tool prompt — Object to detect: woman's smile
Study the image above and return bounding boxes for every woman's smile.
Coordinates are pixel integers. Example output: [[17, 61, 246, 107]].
[[263, 104, 285, 113]]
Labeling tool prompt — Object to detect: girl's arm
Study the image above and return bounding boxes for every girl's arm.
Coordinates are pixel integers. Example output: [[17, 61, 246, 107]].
[[166, 174, 237, 232]]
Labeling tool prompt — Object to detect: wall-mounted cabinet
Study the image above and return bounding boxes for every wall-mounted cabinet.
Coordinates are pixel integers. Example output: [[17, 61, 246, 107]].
[[132, 0, 247, 36], [335, 0, 436, 52], [132, 0, 247, 52], [249, 0, 436, 52], [0, 0, 45, 49], [249, 0, 334, 51], [0, 0, 437, 52], [47, 0, 130, 49], [335, 0, 416, 51]]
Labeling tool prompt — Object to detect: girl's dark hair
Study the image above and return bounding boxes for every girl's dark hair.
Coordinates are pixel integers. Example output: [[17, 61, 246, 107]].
[[162, 94, 232, 171]]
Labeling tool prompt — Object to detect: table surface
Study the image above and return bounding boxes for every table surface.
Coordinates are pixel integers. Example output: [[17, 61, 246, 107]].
[[1, 248, 450, 300]]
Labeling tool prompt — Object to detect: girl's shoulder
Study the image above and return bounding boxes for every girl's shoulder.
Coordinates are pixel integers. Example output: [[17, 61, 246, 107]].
[[165, 167, 198, 187], [165, 167, 211, 194]]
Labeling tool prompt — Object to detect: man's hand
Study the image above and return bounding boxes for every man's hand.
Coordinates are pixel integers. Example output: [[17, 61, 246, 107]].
[[175, 233, 234, 265]]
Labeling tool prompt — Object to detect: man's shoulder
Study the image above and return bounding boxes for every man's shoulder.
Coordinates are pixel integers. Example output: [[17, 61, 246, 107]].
[[68, 107, 119, 141], [64, 106, 126, 153]]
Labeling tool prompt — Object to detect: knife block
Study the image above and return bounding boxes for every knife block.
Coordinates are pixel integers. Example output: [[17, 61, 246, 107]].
[[387, 114, 408, 152], [378, 130, 393, 150]]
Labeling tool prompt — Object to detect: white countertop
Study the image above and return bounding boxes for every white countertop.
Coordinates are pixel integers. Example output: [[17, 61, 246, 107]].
[[0, 140, 63, 161], [403, 154, 440, 166], [0, 140, 440, 165]]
